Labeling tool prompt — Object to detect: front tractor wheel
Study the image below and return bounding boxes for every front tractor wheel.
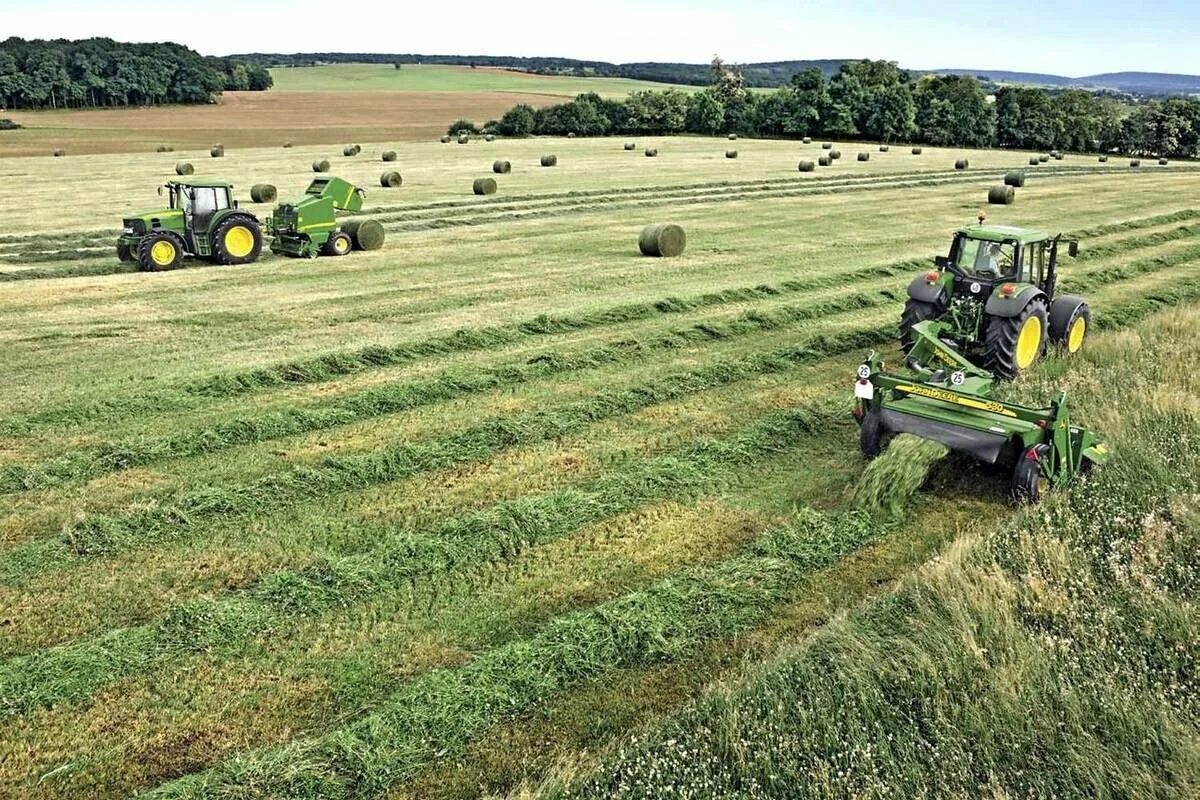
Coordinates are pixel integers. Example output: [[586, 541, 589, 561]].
[[137, 231, 184, 272], [983, 297, 1049, 381], [899, 298, 944, 353], [322, 231, 353, 257], [212, 215, 263, 266], [116, 241, 134, 263]]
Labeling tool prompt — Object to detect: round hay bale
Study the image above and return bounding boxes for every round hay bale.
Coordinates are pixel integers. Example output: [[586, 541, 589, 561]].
[[473, 177, 498, 195], [382, 150, 398, 162], [175, 162, 195, 176], [540, 154, 557, 167], [728, 133, 738, 141], [988, 185, 1016, 205], [1038, 154, 1049, 163], [1053, 152, 1064, 161], [802, 136, 812, 144], [725, 150, 738, 159], [492, 160, 511, 174], [312, 159, 331, 172], [458, 135, 470, 144], [341, 219, 385, 251], [1130, 159, 1141, 168], [343, 144, 361, 156], [52, 149, 65, 157], [283, 142, 293, 148], [1098, 155, 1108, 163], [484, 134, 495, 142], [1029, 157, 1041, 166], [624, 142, 636, 151], [912, 146, 923, 155], [210, 145, 224, 158], [441, 135, 452, 144], [857, 152, 870, 162], [567, 132, 576, 138], [798, 160, 816, 172], [1159, 158, 1169, 166], [1004, 170, 1026, 187], [380, 171, 403, 188], [821, 142, 833, 149], [829, 149, 842, 160], [645, 148, 658, 157], [955, 158, 969, 170], [879, 144, 890, 152], [155, 145, 173, 153], [638, 223, 687, 258], [249, 184, 277, 203], [818, 155, 832, 167]]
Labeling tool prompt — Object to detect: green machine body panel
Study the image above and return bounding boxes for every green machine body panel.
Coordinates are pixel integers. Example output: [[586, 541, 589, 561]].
[[267, 177, 366, 258]]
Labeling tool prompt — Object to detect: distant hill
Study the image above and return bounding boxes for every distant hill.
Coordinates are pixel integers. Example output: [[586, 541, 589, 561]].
[[232, 52, 1200, 95]]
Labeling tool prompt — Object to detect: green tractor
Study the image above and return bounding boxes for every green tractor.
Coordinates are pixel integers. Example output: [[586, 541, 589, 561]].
[[900, 216, 1089, 380], [117, 181, 262, 271]]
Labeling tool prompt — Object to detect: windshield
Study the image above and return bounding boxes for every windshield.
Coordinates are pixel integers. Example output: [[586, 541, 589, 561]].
[[956, 237, 1015, 278]]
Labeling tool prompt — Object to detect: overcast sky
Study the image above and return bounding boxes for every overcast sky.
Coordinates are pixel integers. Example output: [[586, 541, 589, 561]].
[[6, 0, 1198, 76]]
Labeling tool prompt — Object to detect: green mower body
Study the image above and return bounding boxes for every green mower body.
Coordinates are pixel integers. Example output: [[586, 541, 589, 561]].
[[267, 177, 366, 258], [901, 220, 1089, 381], [116, 181, 262, 271]]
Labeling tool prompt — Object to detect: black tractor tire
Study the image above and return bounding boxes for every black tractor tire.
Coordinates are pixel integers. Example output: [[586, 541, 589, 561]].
[[137, 231, 184, 272], [982, 297, 1049, 381], [1049, 299, 1091, 355], [211, 214, 263, 266], [899, 297, 944, 354], [859, 410, 887, 459], [116, 241, 134, 262], [1011, 446, 1049, 503], [322, 231, 353, 257]]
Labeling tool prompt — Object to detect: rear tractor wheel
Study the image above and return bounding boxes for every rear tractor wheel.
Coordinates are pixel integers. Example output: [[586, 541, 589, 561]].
[[899, 297, 944, 354], [137, 231, 184, 272], [322, 231, 353, 257], [212, 215, 263, 266], [983, 297, 1048, 381]]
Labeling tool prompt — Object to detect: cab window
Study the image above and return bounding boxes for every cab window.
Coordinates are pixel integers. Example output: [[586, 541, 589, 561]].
[[957, 238, 1015, 278]]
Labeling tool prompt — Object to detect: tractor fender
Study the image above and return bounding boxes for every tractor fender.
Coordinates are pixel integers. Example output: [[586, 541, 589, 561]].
[[211, 208, 260, 230], [906, 274, 947, 305], [1048, 294, 1088, 340], [984, 285, 1046, 318]]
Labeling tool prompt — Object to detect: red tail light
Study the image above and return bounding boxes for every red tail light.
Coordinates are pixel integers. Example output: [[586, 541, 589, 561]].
[[925, 270, 940, 283], [1000, 283, 1017, 297]]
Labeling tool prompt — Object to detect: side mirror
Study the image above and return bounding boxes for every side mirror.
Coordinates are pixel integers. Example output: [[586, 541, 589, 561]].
[[1067, 241, 1079, 258], [934, 256, 951, 269], [157, 185, 164, 197]]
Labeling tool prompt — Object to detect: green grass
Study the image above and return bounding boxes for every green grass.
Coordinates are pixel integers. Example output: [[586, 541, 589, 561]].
[[0, 132, 1198, 799], [267, 63, 693, 97]]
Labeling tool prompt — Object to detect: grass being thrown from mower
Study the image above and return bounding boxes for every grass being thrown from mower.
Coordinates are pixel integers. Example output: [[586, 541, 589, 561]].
[[854, 434, 949, 520]]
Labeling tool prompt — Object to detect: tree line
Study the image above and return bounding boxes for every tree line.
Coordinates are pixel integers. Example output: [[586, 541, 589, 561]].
[[0, 38, 272, 111], [469, 60, 1200, 158]]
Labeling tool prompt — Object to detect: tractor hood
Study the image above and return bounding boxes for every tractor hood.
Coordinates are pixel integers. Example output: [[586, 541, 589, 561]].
[[125, 208, 183, 224], [121, 208, 185, 237]]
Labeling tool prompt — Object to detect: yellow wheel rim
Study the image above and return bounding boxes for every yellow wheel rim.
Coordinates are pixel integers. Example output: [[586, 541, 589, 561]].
[[224, 225, 255, 258], [1067, 316, 1086, 353], [150, 240, 176, 267], [1015, 315, 1042, 369], [336, 236, 350, 254]]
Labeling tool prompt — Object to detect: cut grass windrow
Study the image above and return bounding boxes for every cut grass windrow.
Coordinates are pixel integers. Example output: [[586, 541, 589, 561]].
[[0, 257, 926, 436], [147, 506, 887, 800], [0, 291, 895, 494], [0, 324, 896, 583], [0, 403, 842, 717]]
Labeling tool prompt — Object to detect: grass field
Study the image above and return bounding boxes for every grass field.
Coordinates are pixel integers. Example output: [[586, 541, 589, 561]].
[[0, 132, 1198, 799], [268, 64, 691, 95]]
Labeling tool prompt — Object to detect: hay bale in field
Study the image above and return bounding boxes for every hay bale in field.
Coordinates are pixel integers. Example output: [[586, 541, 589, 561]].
[[798, 160, 816, 172], [1098, 155, 1108, 162], [175, 162, 195, 176], [382, 150, 398, 162], [1130, 159, 1141, 167], [728, 133, 738, 140], [624, 142, 636, 150], [955, 158, 969, 170], [458, 135, 470, 144], [821, 142, 833, 149], [1038, 154, 1049, 162], [52, 149, 65, 157], [1004, 170, 1026, 187], [210, 145, 224, 158], [473, 177, 498, 195], [341, 219, 385, 251], [818, 155, 832, 167], [1054, 152, 1064, 161], [343, 144, 361, 156], [492, 159, 511, 174], [283, 142, 293, 148], [312, 159, 331, 172], [441, 135, 452, 143], [857, 152, 870, 161], [156, 145, 173, 153], [879, 144, 889, 152], [567, 132, 576, 138], [380, 171, 403, 188], [829, 149, 842, 160], [1029, 157, 1040, 166], [802, 136, 812, 144], [638, 223, 687, 257], [485, 134, 495, 142], [912, 146, 923, 155], [249, 184, 277, 203], [540, 154, 557, 167], [1159, 158, 1169, 166], [726, 150, 738, 159], [988, 185, 1016, 205], [645, 148, 658, 157]]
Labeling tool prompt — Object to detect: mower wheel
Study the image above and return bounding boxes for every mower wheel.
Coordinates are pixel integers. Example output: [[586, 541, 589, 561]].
[[137, 231, 184, 272], [116, 241, 134, 263], [1049, 298, 1090, 355], [899, 298, 944, 353], [322, 231, 353, 257], [1011, 446, 1049, 503], [983, 297, 1048, 381], [859, 411, 887, 459], [212, 215, 263, 266]]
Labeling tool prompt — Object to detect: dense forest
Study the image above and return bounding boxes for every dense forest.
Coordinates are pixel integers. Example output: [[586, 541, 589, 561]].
[[466, 60, 1200, 158], [0, 38, 272, 110]]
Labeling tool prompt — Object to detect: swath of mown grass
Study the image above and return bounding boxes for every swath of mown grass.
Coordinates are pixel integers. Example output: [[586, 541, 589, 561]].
[[0, 290, 896, 493], [0, 402, 841, 717], [854, 434, 949, 521]]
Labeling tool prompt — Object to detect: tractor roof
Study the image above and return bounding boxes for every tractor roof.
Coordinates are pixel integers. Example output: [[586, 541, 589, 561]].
[[167, 180, 234, 189], [958, 224, 1051, 245]]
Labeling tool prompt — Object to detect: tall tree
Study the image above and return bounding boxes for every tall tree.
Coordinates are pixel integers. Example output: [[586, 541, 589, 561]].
[[915, 75, 995, 147]]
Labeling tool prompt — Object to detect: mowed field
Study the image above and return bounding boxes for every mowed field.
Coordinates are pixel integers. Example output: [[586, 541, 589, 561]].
[[0, 65, 689, 157], [1, 134, 1199, 798]]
